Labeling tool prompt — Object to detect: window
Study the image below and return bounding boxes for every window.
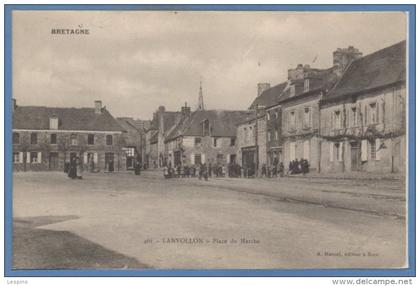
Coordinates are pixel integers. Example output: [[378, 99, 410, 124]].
[[30, 133, 38, 145], [13, 132, 19, 144], [71, 134, 78, 146], [217, 154, 224, 164], [202, 119, 211, 136], [88, 134, 94, 145], [194, 154, 202, 165], [50, 134, 57, 144], [304, 79, 310, 93], [304, 107, 311, 128], [369, 102, 378, 124], [290, 85, 295, 97], [13, 152, 20, 163], [350, 107, 357, 127], [335, 143, 340, 161], [334, 111, 342, 129], [106, 135, 113, 146], [194, 137, 201, 146], [30, 152, 39, 163], [49, 116, 58, 130], [230, 137, 236, 146], [289, 111, 296, 130], [370, 140, 376, 160], [125, 147, 135, 157], [213, 138, 218, 147]]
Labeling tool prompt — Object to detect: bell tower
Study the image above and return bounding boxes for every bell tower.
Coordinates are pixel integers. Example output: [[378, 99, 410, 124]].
[[197, 81, 204, 111]]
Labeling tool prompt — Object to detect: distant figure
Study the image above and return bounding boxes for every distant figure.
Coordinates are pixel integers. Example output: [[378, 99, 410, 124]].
[[261, 164, 267, 178], [68, 157, 77, 179], [76, 157, 83, 179], [279, 162, 285, 177], [108, 159, 114, 173], [134, 160, 141, 175]]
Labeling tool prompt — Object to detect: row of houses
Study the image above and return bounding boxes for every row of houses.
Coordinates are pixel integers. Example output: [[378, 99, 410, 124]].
[[12, 40, 406, 175], [12, 100, 150, 172], [144, 40, 406, 175]]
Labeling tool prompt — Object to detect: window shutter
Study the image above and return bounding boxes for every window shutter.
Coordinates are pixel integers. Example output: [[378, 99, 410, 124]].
[[376, 102, 379, 123], [190, 154, 195, 165], [338, 142, 343, 162], [226, 154, 230, 164], [289, 142, 295, 161], [364, 106, 368, 124], [83, 152, 88, 164], [329, 142, 334, 162], [26, 152, 31, 163], [94, 152, 98, 164], [201, 153, 206, 164], [361, 140, 368, 161], [375, 138, 381, 161], [37, 152, 42, 164], [19, 152, 23, 163], [330, 112, 334, 129], [303, 140, 310, 160]]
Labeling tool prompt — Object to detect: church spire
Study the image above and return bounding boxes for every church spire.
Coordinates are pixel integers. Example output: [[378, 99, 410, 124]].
[[197, 80, 204, 111]]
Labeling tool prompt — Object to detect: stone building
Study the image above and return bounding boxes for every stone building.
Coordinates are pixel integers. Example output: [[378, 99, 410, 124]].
[[144, 106, 181, 168], [12, 100, 126, 172], [116, 117, 150, 170], [236, 111, 267, 177], [319, 41, 406, 174], [165, 108, 251, 169], [249, 82, 289, 168]]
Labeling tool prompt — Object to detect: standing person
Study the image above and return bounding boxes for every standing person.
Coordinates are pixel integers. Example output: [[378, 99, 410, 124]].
[[208, 162, 212, 178], [68, 157, 77, 179], [279, 162, 285, 177], [108, 159, 114, 173], [134, 160, 141, 175], [76, 157, 83, 179], [261, 164, 267, 178]]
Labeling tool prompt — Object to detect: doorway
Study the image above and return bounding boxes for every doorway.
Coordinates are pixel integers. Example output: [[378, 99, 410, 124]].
[[49, 152, 59, 170], [350, 142, 360, 171]]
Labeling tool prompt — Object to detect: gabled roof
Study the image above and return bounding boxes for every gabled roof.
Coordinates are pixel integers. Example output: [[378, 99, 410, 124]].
[[249, 82, 288, 110], [13, 105, 124, 132], [149, 111, 180, 132], [165, 109, 252, 141], [323, 40, 406, 102], [117, 117, 150, 133]]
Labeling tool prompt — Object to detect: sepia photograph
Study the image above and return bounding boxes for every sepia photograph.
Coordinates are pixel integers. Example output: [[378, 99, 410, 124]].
[[5, 5, 414, 276]]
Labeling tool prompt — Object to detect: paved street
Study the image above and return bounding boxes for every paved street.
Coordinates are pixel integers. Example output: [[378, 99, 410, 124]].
[[12, 171, 406, 269]]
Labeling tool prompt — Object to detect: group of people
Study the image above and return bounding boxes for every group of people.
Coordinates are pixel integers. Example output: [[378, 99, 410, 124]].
[[162, 159, 309, 180], [261, 162, 285, 178], [67, 157, 83, 179], [288, 158, 310, 175]]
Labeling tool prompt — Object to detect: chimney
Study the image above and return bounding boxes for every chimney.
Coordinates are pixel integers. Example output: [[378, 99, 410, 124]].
[[333, 46, 362, 75], [257, 83, 271, 97], [181, 102, 191, 118], [158, 105, 166, 113], [94, 100, 102, 114], [288, 64, 308, 81], [12, 98, 16, 111]]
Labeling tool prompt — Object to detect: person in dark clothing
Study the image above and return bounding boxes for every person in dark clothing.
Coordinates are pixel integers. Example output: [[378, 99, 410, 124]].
[[176, 165, 181, 178], [208, 163, 212, 178], [261, 164, 267, 178], [108, 159, 114, 172], [134, 160, 141, 175], [68, 157, 77, 179]]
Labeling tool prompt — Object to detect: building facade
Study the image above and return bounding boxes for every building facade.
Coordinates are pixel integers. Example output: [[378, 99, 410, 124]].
[[165, 109, 251, 169], [319, 41, 406, 174], [12, 100, 127, 172]]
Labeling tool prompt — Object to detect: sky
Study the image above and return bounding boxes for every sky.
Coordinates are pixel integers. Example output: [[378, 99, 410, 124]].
[[12, 11, 407, 119]]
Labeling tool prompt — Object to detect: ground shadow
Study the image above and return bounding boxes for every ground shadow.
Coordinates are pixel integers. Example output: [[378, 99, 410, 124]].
[[13, 215, 149, 269]]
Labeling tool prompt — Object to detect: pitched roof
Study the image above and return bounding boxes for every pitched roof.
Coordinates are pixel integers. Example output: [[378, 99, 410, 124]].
[[323, 40, 406, 102], [13, 105, 125, 132], [249, 82, 288, 109], [117, 117, 150, 133], [149, 111, 180, 132], [166, 109, 252, 141]]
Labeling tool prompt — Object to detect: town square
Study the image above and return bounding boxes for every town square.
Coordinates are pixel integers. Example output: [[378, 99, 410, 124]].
[[9, 10, 408, 270]]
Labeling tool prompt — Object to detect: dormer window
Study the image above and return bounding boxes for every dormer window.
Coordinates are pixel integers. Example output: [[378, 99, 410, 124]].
[[304, 79, 310, 93], [49, 115, 58, 130], [290, 85, 295, 97], [202, 119, 211, 137]]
